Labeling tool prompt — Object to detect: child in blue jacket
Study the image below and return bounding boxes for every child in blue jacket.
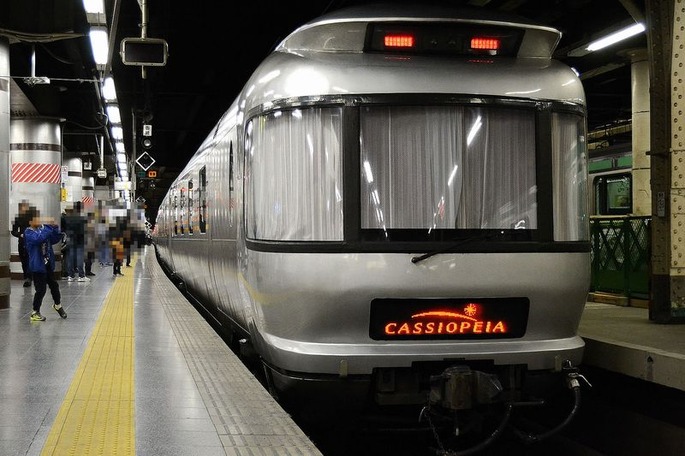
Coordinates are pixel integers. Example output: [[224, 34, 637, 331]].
[[24, 213, 67, 321]]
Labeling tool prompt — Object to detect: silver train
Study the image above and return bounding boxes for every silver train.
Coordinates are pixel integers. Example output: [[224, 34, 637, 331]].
[[153, 3, 591, 441]]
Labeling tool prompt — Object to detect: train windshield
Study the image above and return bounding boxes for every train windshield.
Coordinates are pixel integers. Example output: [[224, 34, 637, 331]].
[[244, 104, 587, 245], [360, 106, 537, 232]]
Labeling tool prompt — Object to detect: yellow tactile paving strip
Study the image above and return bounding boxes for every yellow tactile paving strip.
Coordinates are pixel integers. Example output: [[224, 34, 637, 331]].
[[42, 268, 135, 456]]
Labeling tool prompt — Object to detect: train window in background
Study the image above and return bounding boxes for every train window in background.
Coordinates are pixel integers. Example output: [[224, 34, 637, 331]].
[[199, 167, 207, 233], [229, 141, 234, 192], [173, 191, 178, 235], [245, 107, 344, 241], [593, 173, 632, 215], [229, 141, 234, 227], [179, 187, 186, 234], [188, 179, 194, 234], [360, 105, 537, 231]]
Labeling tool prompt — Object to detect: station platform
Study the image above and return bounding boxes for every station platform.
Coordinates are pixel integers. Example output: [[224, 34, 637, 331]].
[[2, 246, 684, 455], [579, 301, 685, 392], [0, 246, 322, 456]]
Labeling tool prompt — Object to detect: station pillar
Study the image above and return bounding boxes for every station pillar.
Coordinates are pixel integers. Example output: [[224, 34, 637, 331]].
[[647, 0, 685, 321], [629, 48, 651, 216], [9, 117, 63, 278], [0, 37, 9, 309]]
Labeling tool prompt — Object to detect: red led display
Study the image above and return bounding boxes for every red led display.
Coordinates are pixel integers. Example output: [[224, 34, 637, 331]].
[[384, 34, 415, 48], [471, 37, 500, 50]]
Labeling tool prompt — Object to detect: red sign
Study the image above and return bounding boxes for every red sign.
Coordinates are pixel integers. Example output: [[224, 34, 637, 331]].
[[369, 297, 529, 340]]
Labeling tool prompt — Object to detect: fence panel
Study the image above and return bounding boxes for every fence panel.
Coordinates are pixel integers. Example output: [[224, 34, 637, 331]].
[[590, 216, 650, 298]]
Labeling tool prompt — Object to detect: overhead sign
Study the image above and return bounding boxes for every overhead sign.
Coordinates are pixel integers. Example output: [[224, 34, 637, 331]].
[[121, 37, 168, 66]]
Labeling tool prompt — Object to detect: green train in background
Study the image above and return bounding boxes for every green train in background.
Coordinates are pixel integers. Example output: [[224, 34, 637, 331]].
[[588, 120, 632, 216], [587, 120, 650, 301]]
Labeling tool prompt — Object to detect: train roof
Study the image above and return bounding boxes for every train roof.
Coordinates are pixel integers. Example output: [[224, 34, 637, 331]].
[[277, 3, 562, 59]]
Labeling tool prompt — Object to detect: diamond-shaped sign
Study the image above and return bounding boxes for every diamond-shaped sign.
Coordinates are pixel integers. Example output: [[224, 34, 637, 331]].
[[136, 151, 156, 171]]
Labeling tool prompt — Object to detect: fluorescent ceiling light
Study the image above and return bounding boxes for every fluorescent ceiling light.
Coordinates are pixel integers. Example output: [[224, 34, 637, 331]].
[[83, 0, 106, 26], [111, 126, 123, 140], [102, 76, 117, 101], [567, 22, 646, 57], [88, 26, 109, 65], [106, 104, 121, 123], [586, 23, 645, 52], [82, 0, 104, 14]]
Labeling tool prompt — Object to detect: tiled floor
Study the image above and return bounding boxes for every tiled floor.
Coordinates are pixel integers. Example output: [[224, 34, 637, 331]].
[[0, 247, 322, 456]]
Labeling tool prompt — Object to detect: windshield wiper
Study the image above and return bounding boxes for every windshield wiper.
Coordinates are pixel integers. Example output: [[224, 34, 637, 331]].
[[410, 231, 503, 264]]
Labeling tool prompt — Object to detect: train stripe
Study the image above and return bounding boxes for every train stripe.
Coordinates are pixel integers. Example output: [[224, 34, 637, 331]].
[[11, 163, 61, 183]]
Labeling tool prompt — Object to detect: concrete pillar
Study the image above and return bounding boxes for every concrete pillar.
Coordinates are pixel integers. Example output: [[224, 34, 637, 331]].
[[668, 0, 685, 312], [647, 0, 685, 321], [629, 48, 651, 216], [10, 117, 63, 277], [0, 38, 9, 309]]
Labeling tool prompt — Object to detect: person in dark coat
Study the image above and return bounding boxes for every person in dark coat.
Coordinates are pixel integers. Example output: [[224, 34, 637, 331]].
[[62, 202, 88, 282], [24, 211, 67, 321], [10, 201, 35, 287]]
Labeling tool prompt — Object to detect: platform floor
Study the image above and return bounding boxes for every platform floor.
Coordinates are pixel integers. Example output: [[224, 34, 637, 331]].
[[2, 247, 684, 455], [579, 301, 685, 392], [0, 247, 322, 456]]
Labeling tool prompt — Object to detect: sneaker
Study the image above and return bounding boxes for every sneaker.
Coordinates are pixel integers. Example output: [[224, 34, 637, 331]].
[[30, 312, 46, 322], [77, 276, 90, 282], [67, 276, 75, 282], [23, 280, 32, 287], [86, 272, 96, 276], [53, 304, 67, 319]]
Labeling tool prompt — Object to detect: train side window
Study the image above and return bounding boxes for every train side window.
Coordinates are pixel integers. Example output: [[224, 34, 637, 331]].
[[229, 141, 234, 227], [199, 166, 207, 233], [593, 173, 631, 215], [229, 141, 234, 192], [179, 187, 186, 234], [173, 191, 178, 235], [188, 179, 194, 234]]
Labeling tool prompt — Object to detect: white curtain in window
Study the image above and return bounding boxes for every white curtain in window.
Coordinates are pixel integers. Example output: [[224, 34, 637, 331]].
[[552, 113, 589, 241], [246, 108, 343, 241], [360, 106, 537, 230]]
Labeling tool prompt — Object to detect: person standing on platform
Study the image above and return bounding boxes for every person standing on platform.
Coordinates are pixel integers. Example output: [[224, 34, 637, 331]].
[[10, 200, 35, 287], [63, 202, 89, 282], [84, 208, 97, 276], [110, 215, 125, 277], [24, 211, 67, 321]]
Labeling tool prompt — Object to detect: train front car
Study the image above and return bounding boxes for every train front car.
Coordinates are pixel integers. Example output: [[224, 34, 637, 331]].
[[160, 4, 591, 446]]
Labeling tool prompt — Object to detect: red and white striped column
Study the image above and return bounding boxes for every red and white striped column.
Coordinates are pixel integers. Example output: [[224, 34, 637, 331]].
[[9, 117, 63, 279]]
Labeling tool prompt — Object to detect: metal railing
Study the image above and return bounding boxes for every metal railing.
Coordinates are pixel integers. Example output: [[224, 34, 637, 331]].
[[590, 216, 651, 299]]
